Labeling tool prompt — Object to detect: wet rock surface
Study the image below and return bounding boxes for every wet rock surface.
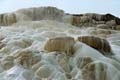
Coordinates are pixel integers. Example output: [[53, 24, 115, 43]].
[[0, 7, 120, 80], [44, 37, 75, 54], [0, 7, 120, 31], [77, 36, 113, 55]]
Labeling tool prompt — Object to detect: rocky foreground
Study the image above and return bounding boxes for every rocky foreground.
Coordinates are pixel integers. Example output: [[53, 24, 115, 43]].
[[0, 7, 120, 80]]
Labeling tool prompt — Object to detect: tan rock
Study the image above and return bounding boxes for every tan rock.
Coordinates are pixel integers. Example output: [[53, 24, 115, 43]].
[[77, 36, 112, 55], [44, 37, 75, 54], [1, 56, 14, 70], [77, 57, 93, 69], [57, 53, 71, 72], [82, 62, 107, 80], [32, 61, 45, 72], [0, 42, 5, 49], [89, 29, 116, 38], [16, 6, 64, 21], [72, 15, 81, 26], [14, 50, 41, 68], [84, 13, 102, 21], [97, 24, 111, 29], [115, 25, 120, 30], [8, 39, 33, 48], [35, 65, 53, 78], [0, 13, 17, 26]]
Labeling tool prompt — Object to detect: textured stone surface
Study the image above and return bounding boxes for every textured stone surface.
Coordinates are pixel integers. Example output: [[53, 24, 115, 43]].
[[0, 6, 120, 80], [14, 50, 41, 68], [0, 13, 16, 26], [0, 7, 120, 29], [77, 36, 112, 55], [82, 62, 107, 80], [35, 65, 53, 78], [44, 37, 75, 54], [1, 56, 14, 70]]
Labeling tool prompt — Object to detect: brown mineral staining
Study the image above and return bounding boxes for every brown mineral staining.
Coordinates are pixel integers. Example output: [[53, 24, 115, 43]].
[[77, 36, 112, 55], [44, 37, 75, 54], [1, 56, 14, 70], [82, 62, 107, 80], [0, 41, 6, 50], [14, 50, 41, 68], [72, 15, 81, 26], [77, 57, 93, 69], [0, 13, 17, 26], [35, 65, 53, 78]]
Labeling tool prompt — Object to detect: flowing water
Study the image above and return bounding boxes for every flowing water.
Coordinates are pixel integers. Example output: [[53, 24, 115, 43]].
[[0, 20, 120, 80]]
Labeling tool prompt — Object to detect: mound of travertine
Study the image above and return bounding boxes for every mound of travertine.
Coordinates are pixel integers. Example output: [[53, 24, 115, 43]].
[[76, 57, 107, 80], [44, 36, 113, 56], [0, 6, 120, 30], [13, 49, 41, 69], [77, 36, 113, 55], [0, 7, 64, 26], [44, 37, 75, 54], [71, 13, 120, 29]]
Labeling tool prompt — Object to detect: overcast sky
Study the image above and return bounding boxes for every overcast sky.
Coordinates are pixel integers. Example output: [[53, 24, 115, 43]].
[[0, 0, 120, 17]]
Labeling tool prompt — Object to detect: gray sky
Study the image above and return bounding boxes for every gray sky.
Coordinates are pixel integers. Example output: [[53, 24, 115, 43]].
[[0, 0, 120, 17]]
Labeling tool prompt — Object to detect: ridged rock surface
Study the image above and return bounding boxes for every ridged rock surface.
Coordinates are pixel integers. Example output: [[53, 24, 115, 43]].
[[0, 7, 120, 30], [0, 7, 120, 80], [0, 7, 64, 26], [44, 37, 75, 54], [0, 13, 17, 26], [77, 36, 112, 55]]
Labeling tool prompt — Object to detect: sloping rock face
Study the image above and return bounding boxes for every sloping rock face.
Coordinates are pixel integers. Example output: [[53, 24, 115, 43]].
[[0, 12, 120, 80], [71, 13, 120, 29], [0, 7, 64, 26], [0, 13, 17, 26], [16, 6, 64, 21], [0, 7, 120, 30], [44, 37, 75, 54], [76, 57, 107, 80], [77, 36, 113, 55]]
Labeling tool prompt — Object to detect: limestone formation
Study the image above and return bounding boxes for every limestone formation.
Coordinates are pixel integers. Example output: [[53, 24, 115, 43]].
[[114, 25, 120, 30], [14, 50, 41, 68], [35, 65, 54, 78], [0, 13, 16, 26], [8, 39, 33, 49], [57, 53, 71, 72], [0, 7, 120, 29], [0, 42, 5, 49], [72, 15, 81, 26], [88, 29, 117, 38], [77, 57, 93, 69], [16, 6, 64, 21], [1, 56, 14, 70], [77, 36, 113, 55], [82, 62, 107, 80], [44, 37, 75, 54], [71, 13, 120, 29]]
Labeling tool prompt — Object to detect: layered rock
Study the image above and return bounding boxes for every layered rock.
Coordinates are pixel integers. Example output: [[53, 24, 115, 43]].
[[35, 65, 54, 79], [0, 13, 17, 26], [44, 37, 75, 54], [76, 57, 107, 80], [71, 13, 120, 29], [0, 41, 5, 50], [82, 62, 107, 80], [0, 7, 64, 26], [77, 36, 113, 55], [1, 56, 14, 70], [16, 6, 64, 21], [13, 49, 41, 68], [88, 28, 117, 38], [0, 7, 120, 29]]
